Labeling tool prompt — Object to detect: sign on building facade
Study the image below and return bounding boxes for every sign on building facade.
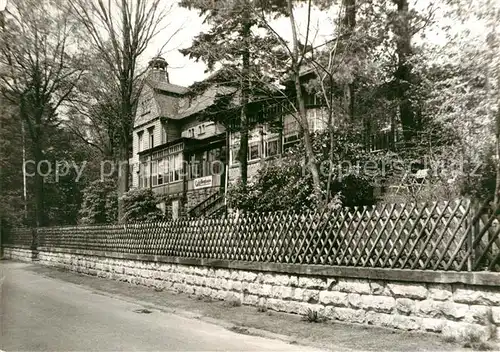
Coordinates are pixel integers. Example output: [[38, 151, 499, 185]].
[[193, 175, 212, 189]]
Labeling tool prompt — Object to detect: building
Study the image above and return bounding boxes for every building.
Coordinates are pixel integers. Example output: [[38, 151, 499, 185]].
[[226, 99, 329, 183], [131, 57, 234, 218], [131, 59, 398, 217]]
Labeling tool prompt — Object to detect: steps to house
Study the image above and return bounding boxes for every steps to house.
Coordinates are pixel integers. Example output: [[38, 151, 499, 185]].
[[188, 190, 226, 218]]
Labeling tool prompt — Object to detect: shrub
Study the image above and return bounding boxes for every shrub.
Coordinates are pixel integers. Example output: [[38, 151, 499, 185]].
[[257, 305, 267, 313], [121, 188, 164, 223], [78, 180, 117, 224], [332, 174, 376, 208], [227, 131, 376, 212], [227, 157, 315, 212], [302, 308, 327, 323], [459, 146, 496, 202]]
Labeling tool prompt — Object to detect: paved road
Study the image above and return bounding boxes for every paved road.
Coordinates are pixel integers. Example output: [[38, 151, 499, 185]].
[[0, 262, 321, 351]]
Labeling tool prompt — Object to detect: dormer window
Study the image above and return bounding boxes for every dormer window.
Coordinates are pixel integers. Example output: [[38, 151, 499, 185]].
[[198, 124, 205, 135]]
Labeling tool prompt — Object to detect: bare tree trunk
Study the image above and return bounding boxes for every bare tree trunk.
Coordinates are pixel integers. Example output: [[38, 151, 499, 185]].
[[494, 108, 500, 206], [287, 0, 322, 204], [393, 0, 416, 145], [238, 1, 250, 187], [324, 73, 335, 202], [21, 94, 46, 227], [117, 146, 129, 221], [70, 0, 170, 222], [342, 0, 356, 121], [33, 147, 45, 227], [494, 18, 500, 207], [117, 0, 133, 221], [27, 110, 46, 227]]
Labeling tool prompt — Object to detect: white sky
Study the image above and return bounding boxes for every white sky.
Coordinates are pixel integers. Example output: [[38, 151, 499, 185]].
[[144, 2, 339, 87], [144, 0, 488, 88], [144, 5, 207, 87]]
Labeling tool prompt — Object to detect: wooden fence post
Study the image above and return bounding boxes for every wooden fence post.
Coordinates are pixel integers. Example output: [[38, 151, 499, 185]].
[[466, 201, 474, 271]]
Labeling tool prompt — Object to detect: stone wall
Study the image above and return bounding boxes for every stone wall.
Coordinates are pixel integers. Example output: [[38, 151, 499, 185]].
[[4, 245, 499, 342], [4, 246, 34, 262]]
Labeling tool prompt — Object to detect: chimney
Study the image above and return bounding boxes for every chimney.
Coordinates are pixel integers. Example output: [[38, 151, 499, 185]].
[[148, 56, 169, 83]]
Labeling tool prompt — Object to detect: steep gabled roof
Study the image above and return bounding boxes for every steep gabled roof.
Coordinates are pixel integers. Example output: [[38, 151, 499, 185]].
[[154, 92, 180, 118], [174, 85, 238, 120], [147, 79, 189, 95]]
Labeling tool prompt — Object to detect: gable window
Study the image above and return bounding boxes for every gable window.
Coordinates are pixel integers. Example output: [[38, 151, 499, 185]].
[[148, 127, 154, 149], [140, 97, 152, 116], [198, 124, 205, 135]]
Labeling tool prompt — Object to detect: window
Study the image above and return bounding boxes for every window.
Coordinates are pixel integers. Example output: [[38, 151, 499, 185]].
[[248, 143, 260, 161], [206, 148, 222, 175], [137, 131, 144, 152], [189, 128, 195, 137], [304, 93, 320, 107], [151, 160, 158, 186], [266, 139, 278, 157], [138, 163, 144, 187], [174, 152, 183, 181], [283, 115, 300, 151], [189, 157, 199, 179], [163, 157, 169, 183], [165, 152, 183, 182], [140, 96, 152, 115], [231, 142, 240, 165], [307, 108, 326, 132], [283, 115, 299, 137], [143, 162, 150, 188], [212, 160, 222, 175], [158, 159, 164, 185], [148, 127, 154, 149], [161, 123, 167, 144], [198, 124, 205, 135], [167, 155, 174, 182], [370, 129, 394, 152]]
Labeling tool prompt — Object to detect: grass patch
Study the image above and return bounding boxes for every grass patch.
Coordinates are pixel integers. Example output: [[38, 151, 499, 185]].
[[302, 308, 327, 323], [443, 329, 496, 351], [223, 294, 242, 307], [442, 335, 457, 344], [257, 305, 267, 313], [229, 326, 250, 335]]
